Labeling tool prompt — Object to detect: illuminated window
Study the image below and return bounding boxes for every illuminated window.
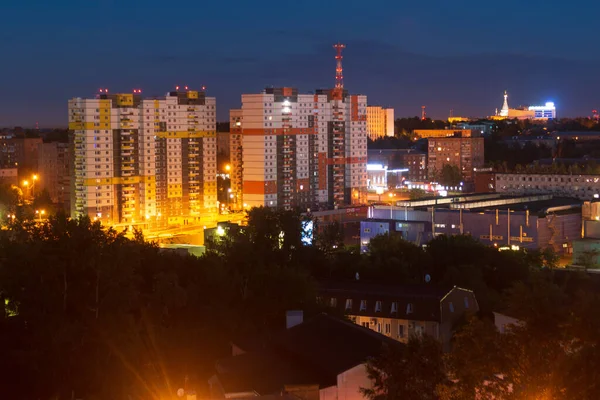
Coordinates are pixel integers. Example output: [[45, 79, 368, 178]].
[[360, 300, 367, 311], [375, 301, 382, 312], [406, 303, 413, 314], [391, 302, 398, 313], [345, 299, 352, 311]]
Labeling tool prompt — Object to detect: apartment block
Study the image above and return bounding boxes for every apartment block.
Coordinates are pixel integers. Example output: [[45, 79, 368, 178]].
[[0, 137, 43, 173], [366, 106, 394, 140], [427, 136, 484, 182], [232, 87, 368, 210], [69, 89, 217, 226], [38, 142, 71, 211]]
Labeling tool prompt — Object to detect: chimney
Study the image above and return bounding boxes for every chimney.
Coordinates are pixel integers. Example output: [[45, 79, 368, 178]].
[[286, 310, 303, 329]]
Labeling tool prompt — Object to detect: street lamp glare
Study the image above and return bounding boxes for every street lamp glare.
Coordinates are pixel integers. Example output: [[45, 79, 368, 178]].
[[23, 180, 29, 186]]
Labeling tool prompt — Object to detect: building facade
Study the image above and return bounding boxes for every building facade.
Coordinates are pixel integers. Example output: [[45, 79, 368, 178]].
[[366, 106, 394, 140], [229, 109, 243, 210], [232, 87, 368, 210], [0, 137, 43, 173], [319, 283, 479, 351], [69, 89, 217, 226], [496, 173, 600, 200], [363, 195, 583, 253], [413, 129, 473, 140], [427, 136, 484, 182], [529, 102, 556, 120], [38, 142, 71, 211], [368, 149, 426, 182]]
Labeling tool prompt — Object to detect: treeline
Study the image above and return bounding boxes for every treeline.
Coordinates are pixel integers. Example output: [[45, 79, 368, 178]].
[[364, 272, 600, 399], [0, 208, 592, 398]]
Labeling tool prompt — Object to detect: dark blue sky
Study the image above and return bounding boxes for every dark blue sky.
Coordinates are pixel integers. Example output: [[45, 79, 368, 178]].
[[2, 0, 599, 127]]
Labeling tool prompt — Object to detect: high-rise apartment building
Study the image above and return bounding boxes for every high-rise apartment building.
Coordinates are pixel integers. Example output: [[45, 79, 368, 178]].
[[427, 136, 484, 182], [39, 142, 71, 211], [366, 106, 394, 140], [69, 88, 217, 226], [231, 87, 368, 210]]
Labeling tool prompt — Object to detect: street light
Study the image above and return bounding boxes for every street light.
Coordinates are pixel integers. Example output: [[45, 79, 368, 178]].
[[225, 164, 231, 172]]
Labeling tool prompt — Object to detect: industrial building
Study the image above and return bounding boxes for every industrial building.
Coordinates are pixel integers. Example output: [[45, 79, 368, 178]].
[[360, 194, 583, 253], [69, 88, 217, 226], [366, 106, 394, 140], [231, 44, 368, 210]]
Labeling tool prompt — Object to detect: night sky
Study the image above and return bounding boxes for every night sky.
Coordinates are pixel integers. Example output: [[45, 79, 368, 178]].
[[2, 0, 599, 127]]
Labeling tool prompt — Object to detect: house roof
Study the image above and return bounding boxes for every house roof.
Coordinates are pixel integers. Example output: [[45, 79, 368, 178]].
[[317, 282, 464, 322], [215, 314, 400, 396]]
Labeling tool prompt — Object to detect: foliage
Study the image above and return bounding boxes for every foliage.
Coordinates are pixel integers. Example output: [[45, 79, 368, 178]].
[[361, 335, 446, 400], [438, 164, 462, 187], [409, 188, 427, 200]]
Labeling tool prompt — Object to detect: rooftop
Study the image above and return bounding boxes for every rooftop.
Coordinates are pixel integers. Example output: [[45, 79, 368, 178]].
[[215, 314, 400, 395]]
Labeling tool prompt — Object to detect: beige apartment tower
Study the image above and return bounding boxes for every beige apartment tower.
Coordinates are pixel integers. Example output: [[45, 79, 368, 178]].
[[366, 106, 394, 140], [69, 88, 217, 226]]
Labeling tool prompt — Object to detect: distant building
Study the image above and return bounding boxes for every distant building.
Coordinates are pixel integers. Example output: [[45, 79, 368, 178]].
[[366, 106, 394, 140], [552, 131, 600, 142], [0, 137, 43, 173], [474, 169, 496, 193], [368, 149, 426, 182], [0, 168, 18, 186], [455, 122, 495, 136], [216, 132, 230, 160], [38, 142, 71, 211], [529, 102, 556, 120], [496, 173, 600, 200], [493, 91, 535, 120], [413, 129, 474, 140], [427, 136, 484, 182], [209, 313, 400, 400], [319, 282, 479, 351]]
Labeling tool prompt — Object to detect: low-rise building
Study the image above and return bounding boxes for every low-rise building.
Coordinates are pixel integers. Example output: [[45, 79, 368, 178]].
[[209, 313, 400, 400], [496, 173, 600, 200], [413, 129, 474, 140], [319, 282, 478, 351]]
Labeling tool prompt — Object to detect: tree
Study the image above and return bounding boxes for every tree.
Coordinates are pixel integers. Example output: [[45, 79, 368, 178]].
[[361, 335, 446, 400], [409, 188, 427, 200], [438, 164, 462, 187]]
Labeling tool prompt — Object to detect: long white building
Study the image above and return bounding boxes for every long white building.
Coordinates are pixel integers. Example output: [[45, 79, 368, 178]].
[[496, 173, 600, 200], [69, 88, 217, 226], [231, 87, 368, 210]]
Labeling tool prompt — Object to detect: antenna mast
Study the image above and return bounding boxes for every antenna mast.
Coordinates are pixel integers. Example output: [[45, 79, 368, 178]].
[[421, 106, 426, 121], [333, 43, 346, 99]]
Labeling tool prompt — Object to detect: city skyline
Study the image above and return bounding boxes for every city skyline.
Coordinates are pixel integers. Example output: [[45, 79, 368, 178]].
[[2, 0, 600, 127]]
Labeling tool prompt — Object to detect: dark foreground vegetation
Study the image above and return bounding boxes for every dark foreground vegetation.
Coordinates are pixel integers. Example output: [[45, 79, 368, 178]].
[[0, 208, 598, 399]]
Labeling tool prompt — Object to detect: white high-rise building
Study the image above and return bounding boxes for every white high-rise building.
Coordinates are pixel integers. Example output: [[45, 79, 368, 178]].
[[69, 88, 217, 226], [231, 87, 368, 210]]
